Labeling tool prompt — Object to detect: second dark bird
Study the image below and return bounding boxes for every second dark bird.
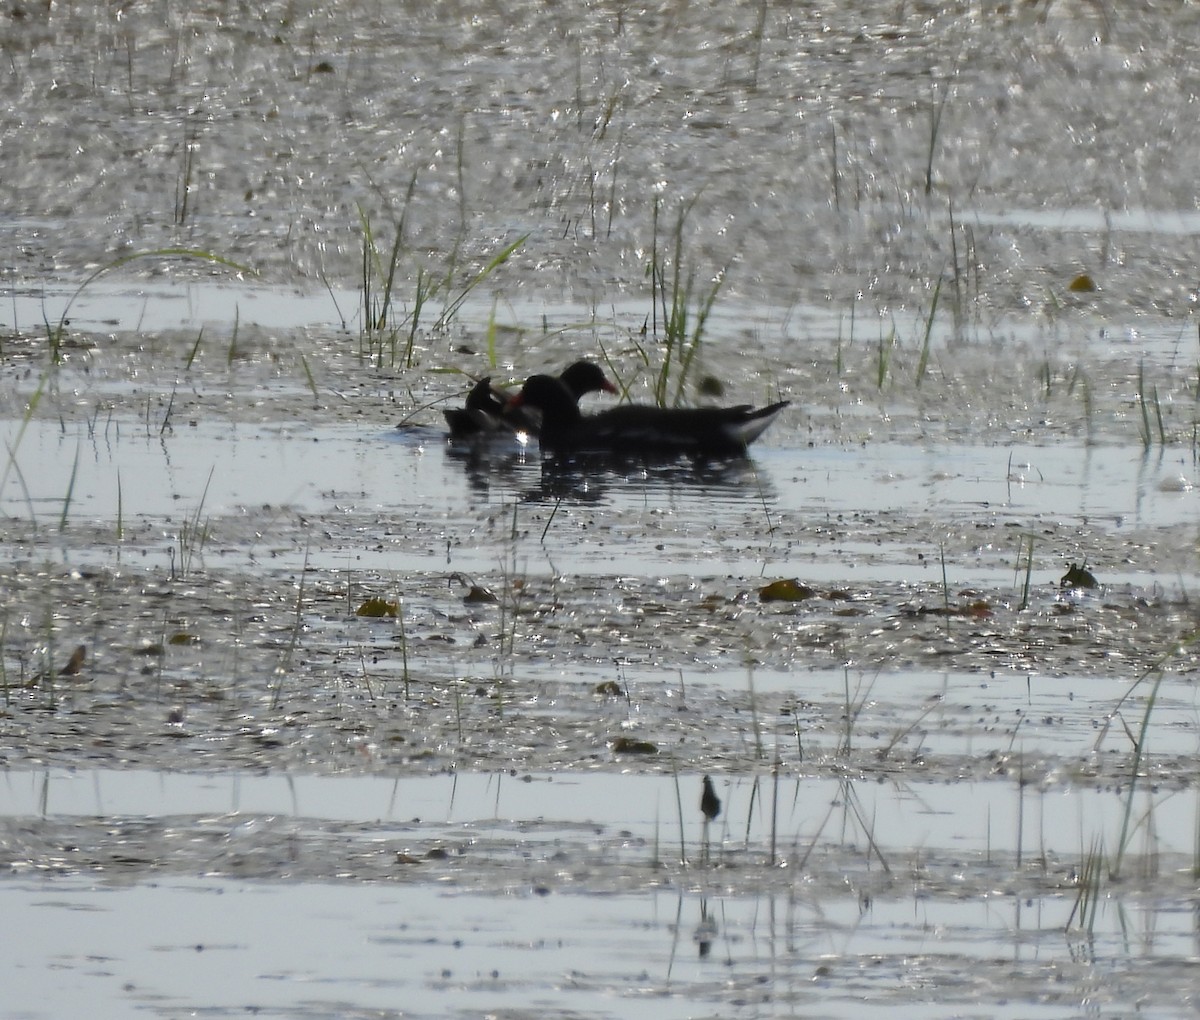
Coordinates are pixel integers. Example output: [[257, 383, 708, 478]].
[[443, 360, 617, 438]]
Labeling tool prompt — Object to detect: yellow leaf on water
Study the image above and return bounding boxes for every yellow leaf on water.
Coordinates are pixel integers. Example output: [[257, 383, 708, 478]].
[[758, 579, 816, 602], [356, 597, 398, 618]]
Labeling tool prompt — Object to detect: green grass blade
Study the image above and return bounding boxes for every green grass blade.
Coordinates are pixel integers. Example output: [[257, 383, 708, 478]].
[[59, 442, 80, 531], [435, 234, 528, 330], [915, 275, 942, 387]]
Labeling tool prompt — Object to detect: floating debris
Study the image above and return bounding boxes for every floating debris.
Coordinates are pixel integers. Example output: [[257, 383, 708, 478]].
[[758, 579, 816, 602], [356, 597, 398, 618]]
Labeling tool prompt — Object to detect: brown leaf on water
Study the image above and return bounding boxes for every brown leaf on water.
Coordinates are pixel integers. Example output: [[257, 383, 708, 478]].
[[463, 586, 498, 604], [356, 597, 398, 618], [1068, 273, 1097, 292], [594, 680, 624, 697], [168, 632, 199, 646], [759, 579, 816, 602], [905, 601, 991, 619], [59, 645, 86, 676], [611, 736, 658, 755]]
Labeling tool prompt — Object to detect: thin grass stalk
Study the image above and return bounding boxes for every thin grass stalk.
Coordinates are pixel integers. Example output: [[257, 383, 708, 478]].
[[179, 466, 214, 579], [657, 212, 688, 405], [1017, 534, 1035, 611], [55, 249, 254, 345], [59, 443, 80, 531], [455, 116, 468, 243], [1066, 835, 1104, 934], [1110, 667, 1166, 879], [1153, 385, 1166, 444], [606, 136, 621, 239], [435, 235, 528, 331], [1, 358, 49, 505], [747, 661, 763, 760], [398, 597, 410, 700], [1194, 788, 1200, 880], [671, 761, 687, 865], [842, 780, 891, 872], [842, 668, 852, 755], [115, 469, 123, 544], [947, 199, 963, 330], [185, 328, 204, 370], [744, 775, 759, 851], [175, 119, 197, 226], [360, 208, 374, 339], [795, 785, 838, 872], [541, 496, 563, 543], [0, 613, 8, 708], [271, 542, 310, 709], [924, 77, 951, 196], [1138, 358, 1152, 448], [1093, 628, 1200, 752], [225, 305, 240, 365], [299, 354, 318, 400], [877, 326, 895, 389], [159, 383, 177, 435], [650, 197, 660, 337], [378, 227, 404, 338], [1082, 376, 1094, 444], [39, 608, 56, 708], [670, 271, 725, 408], [878, 694, 945, 760], [485, 298, 498, 369], [1015, 761, 1025, 868], [403, 267, 431, 369], [749, 0, 767, 87], [769, 759, 780, 867], [915, 276, 941, 387]]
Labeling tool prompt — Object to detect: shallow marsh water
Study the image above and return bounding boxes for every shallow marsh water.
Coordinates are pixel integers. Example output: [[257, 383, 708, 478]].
[[4, 2, 1200, 1018]]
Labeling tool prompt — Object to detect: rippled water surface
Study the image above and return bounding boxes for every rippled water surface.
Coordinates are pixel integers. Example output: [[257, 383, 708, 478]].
[[3, 2, 1200, 1018]]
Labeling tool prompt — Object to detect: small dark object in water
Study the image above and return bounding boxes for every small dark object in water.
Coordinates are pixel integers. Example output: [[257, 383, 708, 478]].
[[701, 775, 721, 821], [1060, 562, 1099, 589], [611, 736, 658, 755], [510, 374, 789, 456]]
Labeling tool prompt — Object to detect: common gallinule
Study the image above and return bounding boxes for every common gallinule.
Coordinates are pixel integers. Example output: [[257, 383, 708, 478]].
[[443, 360, 617, 438], [442, 376, 509, 438], [509, 374, 789, 456]]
